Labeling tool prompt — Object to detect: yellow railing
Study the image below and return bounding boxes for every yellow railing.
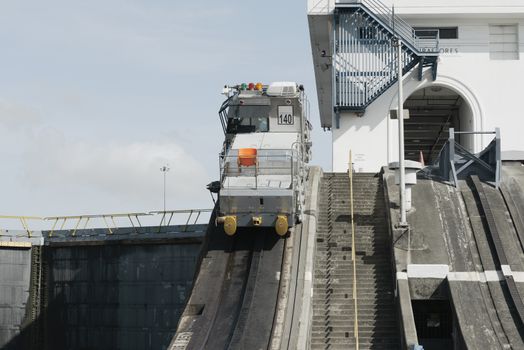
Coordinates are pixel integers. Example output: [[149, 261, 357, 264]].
[[150, 209, 213, 233], [349, 150, 359, 350], [0, 209, 213, 238], [46, 212, 151, 237], [0, 215, 42, 237]]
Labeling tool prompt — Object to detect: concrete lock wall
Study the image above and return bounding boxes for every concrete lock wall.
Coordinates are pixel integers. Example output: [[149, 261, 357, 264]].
[[0, 248, 32, 349], [0, 243, 202, 349], [43, 243, 201, 350]]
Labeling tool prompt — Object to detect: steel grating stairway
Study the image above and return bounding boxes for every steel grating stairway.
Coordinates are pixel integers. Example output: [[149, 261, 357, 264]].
[[311, 173, 399, 349], [404, 114, 453, 163], [333, 0, 439, 113]]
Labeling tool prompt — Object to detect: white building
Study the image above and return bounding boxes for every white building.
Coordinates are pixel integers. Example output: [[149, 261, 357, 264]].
[[308, 0, 524, 172]]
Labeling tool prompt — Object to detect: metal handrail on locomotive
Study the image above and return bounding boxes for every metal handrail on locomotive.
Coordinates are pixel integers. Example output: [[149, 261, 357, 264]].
[[215, 82, 312, 236]]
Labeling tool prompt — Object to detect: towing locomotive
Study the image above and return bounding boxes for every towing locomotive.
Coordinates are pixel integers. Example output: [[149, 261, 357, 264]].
[[214, 82, 312, 236]]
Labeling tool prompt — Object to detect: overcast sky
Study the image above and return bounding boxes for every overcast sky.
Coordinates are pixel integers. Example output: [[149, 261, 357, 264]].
[[0, 0, 331, 222]]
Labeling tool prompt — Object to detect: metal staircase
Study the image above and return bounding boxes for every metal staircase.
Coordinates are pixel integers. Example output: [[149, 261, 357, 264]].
[[333, 0, 439, 113]]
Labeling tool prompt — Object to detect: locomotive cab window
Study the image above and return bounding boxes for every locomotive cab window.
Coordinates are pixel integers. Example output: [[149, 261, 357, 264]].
[[227, 104, 270, 133], [248, 117, 269, 132], [226, 117, 269, 133]]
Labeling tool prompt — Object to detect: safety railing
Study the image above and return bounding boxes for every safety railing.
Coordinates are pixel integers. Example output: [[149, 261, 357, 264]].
[[0, 215, 42, 237], [0, 209, 213, 238], [416, 37, 441, 54], [218, 95, 233, 134], [46, 212, 150, 237], [220, 149, 301, 190], [150, 209, 212, 233], [433, 128, 501, 188], [427, 114, 453, 163], [348, 150, 360, 349]]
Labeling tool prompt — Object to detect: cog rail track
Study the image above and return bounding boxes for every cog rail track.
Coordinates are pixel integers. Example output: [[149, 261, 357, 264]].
[[457, 174, 524, 347], [171, 223, 286, 350], [470, 176, 524, 328]]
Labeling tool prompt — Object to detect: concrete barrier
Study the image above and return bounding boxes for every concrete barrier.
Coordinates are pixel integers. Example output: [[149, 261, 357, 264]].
[[295, 166, 322, 350]]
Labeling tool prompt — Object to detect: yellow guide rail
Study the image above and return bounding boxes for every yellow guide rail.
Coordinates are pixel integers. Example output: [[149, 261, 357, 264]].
[[349, 151, 359, 350]]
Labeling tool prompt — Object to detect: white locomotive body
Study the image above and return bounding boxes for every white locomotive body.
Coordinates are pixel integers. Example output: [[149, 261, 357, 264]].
[[216, 82, 312, 235]]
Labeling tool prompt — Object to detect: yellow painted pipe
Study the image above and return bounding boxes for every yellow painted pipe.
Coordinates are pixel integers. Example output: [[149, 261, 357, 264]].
[[275, 215, 288, 236]]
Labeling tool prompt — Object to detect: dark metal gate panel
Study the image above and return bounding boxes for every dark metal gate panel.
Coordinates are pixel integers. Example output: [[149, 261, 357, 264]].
[[45, 244, 201, 350]]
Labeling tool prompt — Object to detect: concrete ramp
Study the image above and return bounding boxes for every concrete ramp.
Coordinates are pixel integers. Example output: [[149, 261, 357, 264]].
[[448, 281, 505, 348]]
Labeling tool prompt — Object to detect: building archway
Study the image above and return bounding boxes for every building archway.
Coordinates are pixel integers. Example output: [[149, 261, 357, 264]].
[[387, 73, 483, 165], [403, 85, 474, 163]]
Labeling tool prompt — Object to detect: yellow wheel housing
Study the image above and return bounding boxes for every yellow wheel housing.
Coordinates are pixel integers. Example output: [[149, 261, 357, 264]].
[[224, 216, 237, 236], [275, 215, 288, 236]]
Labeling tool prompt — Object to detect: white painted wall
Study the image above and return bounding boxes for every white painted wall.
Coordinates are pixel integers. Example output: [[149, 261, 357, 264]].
[[390, 0, 524, 16], [458, 98, 475, 152], [308, 0, 524, 15]]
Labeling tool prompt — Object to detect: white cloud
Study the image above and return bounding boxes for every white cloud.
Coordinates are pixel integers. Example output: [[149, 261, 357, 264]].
[[18, 127, 211, 213], [0, 99, 41, 130]]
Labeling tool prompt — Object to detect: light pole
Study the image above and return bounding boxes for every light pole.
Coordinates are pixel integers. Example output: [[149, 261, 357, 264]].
[[160, 165, 170, 223], [395, 37, 408, 227]]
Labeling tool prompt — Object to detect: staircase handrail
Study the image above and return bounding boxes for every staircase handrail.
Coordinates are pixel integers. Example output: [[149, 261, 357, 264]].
[[427, 113, 453, 163], [367, 58, 397, 95], [338, 0, 413, 44], [336, 0, 439, 54], [348, 150, 360, 350]]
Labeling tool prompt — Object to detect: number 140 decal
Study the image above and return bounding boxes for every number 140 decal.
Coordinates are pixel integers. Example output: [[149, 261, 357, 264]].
[[277, 106, 294, 125]]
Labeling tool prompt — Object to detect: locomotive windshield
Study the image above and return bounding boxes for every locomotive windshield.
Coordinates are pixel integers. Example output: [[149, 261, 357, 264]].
[[226, 103, 270, 134], [226, 116, 269, 133]]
